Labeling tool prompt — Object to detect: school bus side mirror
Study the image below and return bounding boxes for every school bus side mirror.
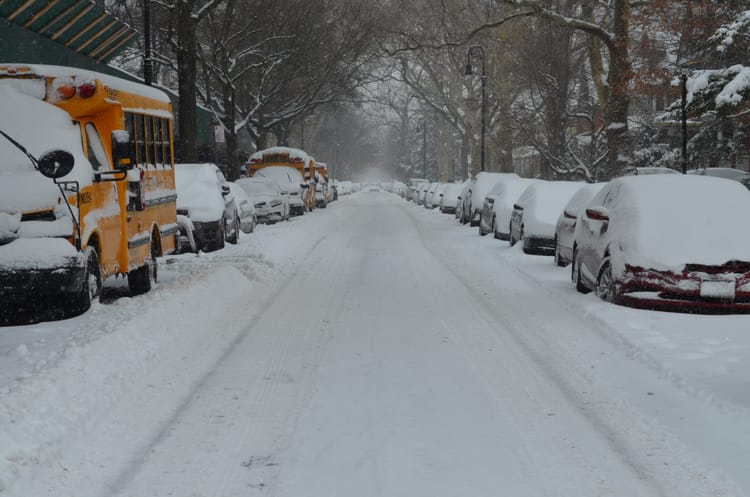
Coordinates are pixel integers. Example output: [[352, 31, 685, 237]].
[[111, 130, 134, 170], [38, 150, 74, 179]]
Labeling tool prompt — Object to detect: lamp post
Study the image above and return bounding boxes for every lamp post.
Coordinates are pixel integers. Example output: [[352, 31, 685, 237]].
[[465, 45, 487, 173], [143, 0, 153, 86], [421, 118, 427, 180], [680, 73, 688, 174]]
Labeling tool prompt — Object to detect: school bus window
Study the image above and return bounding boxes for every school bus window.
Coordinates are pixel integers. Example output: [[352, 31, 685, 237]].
[[163, 120, 172, 166], [133, 114, 146, 167], [85, 123, 110, 171], [153, 116, 163, 167], [124, 113, 136, 164], [143, 115, 153, 168]]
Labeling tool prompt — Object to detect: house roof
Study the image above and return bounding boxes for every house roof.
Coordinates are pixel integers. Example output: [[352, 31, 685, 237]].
[[0, 0, 137, 62]]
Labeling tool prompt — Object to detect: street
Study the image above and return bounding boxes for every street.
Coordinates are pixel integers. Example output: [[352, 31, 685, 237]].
[[1, 191, 748, 497]]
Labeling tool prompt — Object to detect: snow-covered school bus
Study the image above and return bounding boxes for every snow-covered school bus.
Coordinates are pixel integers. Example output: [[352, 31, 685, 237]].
[[0, 64, 178, 319], [248, 146, 316, 212]]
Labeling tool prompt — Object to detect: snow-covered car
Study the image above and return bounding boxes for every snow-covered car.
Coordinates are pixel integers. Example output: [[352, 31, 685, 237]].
[[439, 183, 464, 214], [416, 182, 430, 205], [571, 174, 750, 312], [315, 181, 328, 208], [457, 181, 473, 223], [253, 166, 299, 216], [687, 167, 750, 183], [621, 166, 680, 176], [487, 178, 539, 241], [478, 176, 534, 236], [509, 181, 584, 255], [235, 177, 286, 224], [553, 182, 606, 267], [175, 163, 239, 253], [423, 182, 441, 209], [228, 182, 257, 234], [467, 172, 519, 227]]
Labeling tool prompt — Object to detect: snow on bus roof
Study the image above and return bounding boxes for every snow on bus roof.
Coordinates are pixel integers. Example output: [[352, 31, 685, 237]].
[[250, 146, 312, 165], [0, 63, 171, 104]]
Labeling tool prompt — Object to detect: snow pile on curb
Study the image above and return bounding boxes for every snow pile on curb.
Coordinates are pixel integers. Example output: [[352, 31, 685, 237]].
[[0, 265, 255, 493]]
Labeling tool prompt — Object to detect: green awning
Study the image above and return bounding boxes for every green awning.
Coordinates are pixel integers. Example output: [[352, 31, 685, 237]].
[[0, 0, 137, 62]]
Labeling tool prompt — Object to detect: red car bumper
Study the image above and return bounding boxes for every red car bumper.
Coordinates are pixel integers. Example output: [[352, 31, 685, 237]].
[[615, 265, 750, 314]]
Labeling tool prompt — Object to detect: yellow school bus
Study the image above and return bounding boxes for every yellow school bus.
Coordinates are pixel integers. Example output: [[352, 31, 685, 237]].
[[0, 64, 178, 319], [248, 146, 315, 213]]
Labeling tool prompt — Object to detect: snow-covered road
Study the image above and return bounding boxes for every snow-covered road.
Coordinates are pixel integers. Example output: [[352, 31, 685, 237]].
[[2, 191, 749, 496]]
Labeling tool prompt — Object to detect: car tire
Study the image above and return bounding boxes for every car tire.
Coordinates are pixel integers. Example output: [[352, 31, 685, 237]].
[[492, 217, 501, 240], [226, 215, 240, 245], [128, 242, 157, 296], [572, 248, 591, 294], [554, 237, 567, 267], [595, 259, 615, 302], [69, 246, 101, 316]]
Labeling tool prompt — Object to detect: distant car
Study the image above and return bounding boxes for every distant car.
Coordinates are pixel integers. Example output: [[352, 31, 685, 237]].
[[440, 183, 464, 214], [553, 182, 606, 267], [687, 167, 750, 183], [478, 176, 534, 236], [253, 166, 300, 216], [621, 166, 679, 176], [571, 174, 750, 312], [175, 163, 239, 253], [424, 182, 441, 209], [488, 178, 539, 241], [468, 172, 519, 227], [416, 182, 430, 205], [228, 182, 257, 234], [235, 177, 286, 224], [457, 181, 472, 223], [509, 181, 584, 255]]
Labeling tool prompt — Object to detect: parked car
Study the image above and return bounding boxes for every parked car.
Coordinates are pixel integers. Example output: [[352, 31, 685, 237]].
[[235, 177, 287, 224], [553, 182, 606, 267], [416, 182, 430, 205], [571, 174, 750, 312], [479, 177, 534, 236], [228, 182, 257, 234], [688, 167, 750, 183], [468, 172, 519, 227], [175, 163, 239, 253], [488, 178, 539, 241], [253, 166, 301, 216], [457, 181, 473, 223], [440, 183, 464, 214], [424, 182, 441, 209], [509, 181, 584, 255], [621, 166, 680, 176]]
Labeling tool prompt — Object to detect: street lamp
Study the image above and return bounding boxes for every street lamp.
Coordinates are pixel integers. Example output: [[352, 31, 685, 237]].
[[465, 45, 487, 173], [680, 73, 688, 174], [143, 0, 153, 86], [420, 118, 427, 180]]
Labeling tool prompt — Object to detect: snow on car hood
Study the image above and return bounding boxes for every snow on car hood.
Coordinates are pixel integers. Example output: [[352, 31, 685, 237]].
[[0, 82, 93, 213], [600, 175, 750, 270]]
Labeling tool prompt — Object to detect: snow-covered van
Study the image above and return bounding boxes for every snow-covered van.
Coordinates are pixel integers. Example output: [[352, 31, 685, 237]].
[[248, 147, 315, 212], [0, 64, 178, 319]]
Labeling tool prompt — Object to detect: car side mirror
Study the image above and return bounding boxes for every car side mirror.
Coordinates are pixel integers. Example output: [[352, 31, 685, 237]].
[[221, 184, 230, 196], [38, 150, 74, 179], [111, 130, 134, 170]]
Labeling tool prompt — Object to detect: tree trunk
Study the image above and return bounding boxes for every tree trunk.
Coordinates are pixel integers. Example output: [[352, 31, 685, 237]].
[[223, 88, 241, 180], [605, 0, 631, 177]]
